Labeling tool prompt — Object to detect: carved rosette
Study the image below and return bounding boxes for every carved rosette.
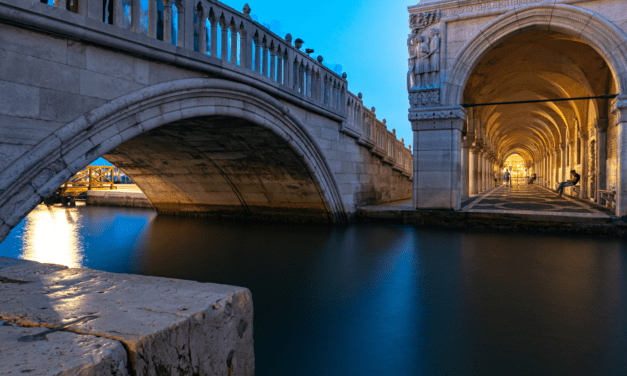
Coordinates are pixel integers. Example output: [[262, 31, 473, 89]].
[[409, 88, 440, 108]]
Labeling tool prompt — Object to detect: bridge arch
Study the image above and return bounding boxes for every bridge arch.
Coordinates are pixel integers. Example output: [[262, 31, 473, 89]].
[[0, 78, 347, 240], [444, 4, 627, 106]]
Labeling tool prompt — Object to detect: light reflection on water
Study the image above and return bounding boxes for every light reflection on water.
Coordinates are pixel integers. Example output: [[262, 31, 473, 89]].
[[18, 205, 84, 268], [1, 204, 627, 375]]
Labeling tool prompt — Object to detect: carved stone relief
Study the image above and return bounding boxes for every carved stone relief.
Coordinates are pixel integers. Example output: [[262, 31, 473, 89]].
[[409, 89, 439, 108], [407, 10, 442, 109]]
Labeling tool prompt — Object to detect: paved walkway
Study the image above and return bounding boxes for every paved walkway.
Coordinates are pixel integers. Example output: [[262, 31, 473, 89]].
[[462, 184, 614, 218], [361, 185, 614, 219]]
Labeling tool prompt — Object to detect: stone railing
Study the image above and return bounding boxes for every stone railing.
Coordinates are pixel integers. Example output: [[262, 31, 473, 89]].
[[39, 0, 346, 114], [34, 0, 411, 177], [344, 92, 413, 177]]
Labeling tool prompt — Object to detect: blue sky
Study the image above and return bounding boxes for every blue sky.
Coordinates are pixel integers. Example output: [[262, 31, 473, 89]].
[[220, 0, 416, 147]]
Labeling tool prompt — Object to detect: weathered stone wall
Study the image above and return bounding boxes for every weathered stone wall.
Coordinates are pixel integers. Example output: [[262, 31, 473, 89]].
[[0, 22, 208, 174], [285, 102, 412, 212]]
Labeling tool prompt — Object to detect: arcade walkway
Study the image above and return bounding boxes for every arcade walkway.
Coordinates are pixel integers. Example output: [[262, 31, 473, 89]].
[[462, 185, 614, 219], [357, 184, 622, 234]]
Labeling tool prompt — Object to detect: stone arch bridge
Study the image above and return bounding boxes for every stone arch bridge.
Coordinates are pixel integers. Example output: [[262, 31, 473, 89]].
[[408, 0, 627, 216], [0, 0, 413, 243]]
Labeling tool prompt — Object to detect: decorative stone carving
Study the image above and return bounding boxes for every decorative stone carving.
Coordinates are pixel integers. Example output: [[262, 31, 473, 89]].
[[409, 10, 441, 32], [409, 106, 466, 121], [409, 89, 439, 107]]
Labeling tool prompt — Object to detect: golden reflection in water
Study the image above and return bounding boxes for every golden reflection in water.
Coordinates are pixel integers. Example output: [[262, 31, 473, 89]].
[[21, 205, 84, 268]]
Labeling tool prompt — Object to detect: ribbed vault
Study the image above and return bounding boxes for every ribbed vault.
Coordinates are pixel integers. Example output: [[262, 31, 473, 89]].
[[464, 30, 615, 166]]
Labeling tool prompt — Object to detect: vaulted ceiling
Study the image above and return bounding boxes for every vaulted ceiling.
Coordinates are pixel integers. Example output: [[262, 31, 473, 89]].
[[463, 30, 617, 165]]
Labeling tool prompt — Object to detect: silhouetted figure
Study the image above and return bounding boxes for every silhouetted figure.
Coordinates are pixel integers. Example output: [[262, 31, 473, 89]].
[[556, 170, 580, 196], [528, 173, 537, 185]]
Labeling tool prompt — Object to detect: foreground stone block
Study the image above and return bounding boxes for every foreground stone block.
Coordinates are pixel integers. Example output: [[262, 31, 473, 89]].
[[0, 324, 128, 376], [0, 257, 254, 376]]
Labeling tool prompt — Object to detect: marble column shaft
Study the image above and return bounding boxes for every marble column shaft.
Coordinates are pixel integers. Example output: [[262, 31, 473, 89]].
[[596, 120, 608, 204], [469, 147, 479, 195], [612, 99, 627, 216]]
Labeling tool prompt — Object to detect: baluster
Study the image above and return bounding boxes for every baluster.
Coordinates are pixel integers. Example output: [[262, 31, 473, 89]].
[[270, 43, 276, 81], [276, 47, 283, 84], [220, 16, 228, 61], [77, 0, 87, 17], [175, 0, 186, 47], [298, 61, 305, 95], [147, 0, 158, 37], [131, 0, 140, 31], [284, 51, 291, 86], [230, 23, 238, 64], [197, 4, 208, 54], [253, 33, 261, 72], [307, 66, 313, 97], [262, 37, 269, 77], [209, 8, 218, 58], [240, 26, 250, 69], [163, 0, 173, 44]]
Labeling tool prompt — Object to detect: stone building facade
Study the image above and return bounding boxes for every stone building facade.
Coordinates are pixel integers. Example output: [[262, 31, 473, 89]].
[[408, 0, 627, 216]]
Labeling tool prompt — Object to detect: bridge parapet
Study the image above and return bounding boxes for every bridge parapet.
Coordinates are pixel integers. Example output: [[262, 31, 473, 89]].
[[13, 0, 413, 176], [344, 92, 413, 178], [34, 0, 347, 116]]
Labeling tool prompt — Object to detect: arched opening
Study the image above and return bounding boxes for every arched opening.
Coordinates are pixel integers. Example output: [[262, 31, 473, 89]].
[[463, 29, 617, 196], [447, 4, 627, 216], [0, 79, 346, 245]]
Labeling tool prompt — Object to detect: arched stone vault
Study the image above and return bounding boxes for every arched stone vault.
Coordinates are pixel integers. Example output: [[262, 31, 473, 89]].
[[449, 5, 625, 172], [0, 79, 347, 235]]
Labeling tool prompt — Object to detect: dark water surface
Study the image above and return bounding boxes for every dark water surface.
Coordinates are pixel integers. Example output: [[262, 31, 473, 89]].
[[2, 204, 627, 375]]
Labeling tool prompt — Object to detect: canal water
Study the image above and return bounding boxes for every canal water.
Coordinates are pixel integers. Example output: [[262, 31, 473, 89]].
[[1, 204, 627, 375]]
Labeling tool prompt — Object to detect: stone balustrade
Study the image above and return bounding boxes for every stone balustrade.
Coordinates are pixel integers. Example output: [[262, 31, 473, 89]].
[[344, 92, 413, 177], [40, 0, 347, 115], [31, 0, 412, 178]]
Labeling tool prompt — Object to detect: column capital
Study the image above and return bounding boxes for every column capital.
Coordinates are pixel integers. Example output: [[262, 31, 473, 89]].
[[409, 105, 467, 131], [611, 96, 627, 124], [560, 143, 567, 150], [595, 118, 609, 132]]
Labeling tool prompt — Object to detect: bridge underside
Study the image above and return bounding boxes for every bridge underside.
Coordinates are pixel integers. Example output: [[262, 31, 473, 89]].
[[104, 116, 331, 222]]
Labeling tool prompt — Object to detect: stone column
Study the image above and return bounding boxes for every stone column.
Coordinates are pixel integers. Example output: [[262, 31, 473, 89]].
[[580, 131, 589, 199], [612, 98, 627, 216], [595, 119, 608, 204], [560, 143, 567, 184], [461, 136, 473, 197], [411, 106, 466, 210], [478, 151, 485, 192], [554, 147, 560, 188], [469, 143, 479, 195]]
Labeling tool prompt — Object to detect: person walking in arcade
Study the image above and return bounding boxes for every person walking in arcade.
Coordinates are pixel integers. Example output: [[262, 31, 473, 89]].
[[556, 170, 580, 196]]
